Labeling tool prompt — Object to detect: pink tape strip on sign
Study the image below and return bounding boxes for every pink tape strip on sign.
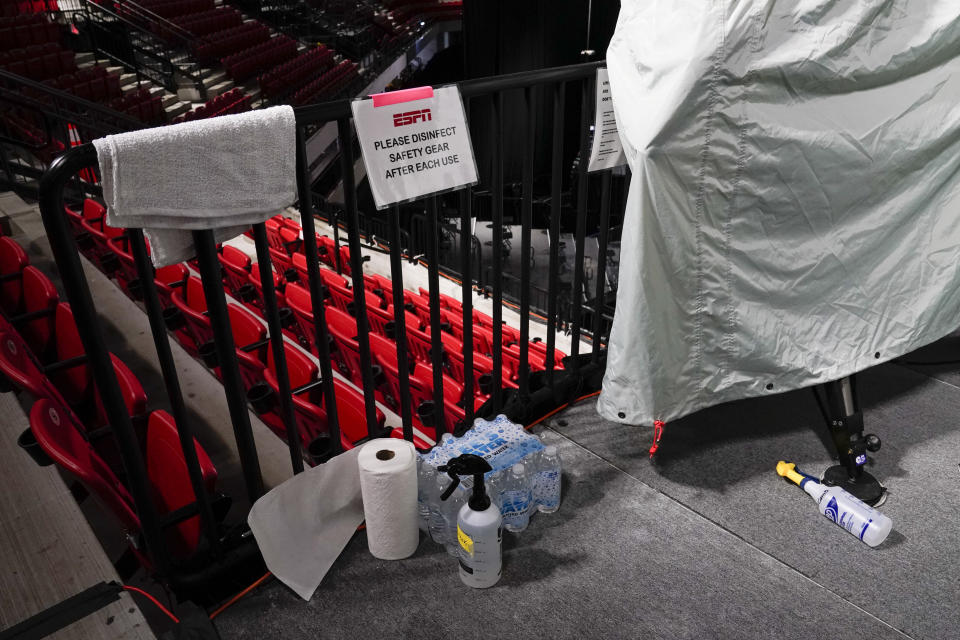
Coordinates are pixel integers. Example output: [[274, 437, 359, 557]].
[[371, 86, 434, 108]]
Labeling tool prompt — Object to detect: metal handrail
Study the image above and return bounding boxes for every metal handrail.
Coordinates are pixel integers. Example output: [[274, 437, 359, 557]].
[[81, 0, 207, 97], [0, 69, 144, 135]]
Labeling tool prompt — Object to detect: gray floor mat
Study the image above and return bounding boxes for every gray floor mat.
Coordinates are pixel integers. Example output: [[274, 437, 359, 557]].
[[550, 362, 958, 640]]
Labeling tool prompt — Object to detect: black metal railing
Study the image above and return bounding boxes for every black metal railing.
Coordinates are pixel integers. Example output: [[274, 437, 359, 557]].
[[1, 69, 142, 192], [35, 60, 622, 592], [79, 0, 207, 99]]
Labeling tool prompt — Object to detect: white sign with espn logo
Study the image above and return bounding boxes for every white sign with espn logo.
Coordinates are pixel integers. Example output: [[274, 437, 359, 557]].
[[351, 85, 478, 210]]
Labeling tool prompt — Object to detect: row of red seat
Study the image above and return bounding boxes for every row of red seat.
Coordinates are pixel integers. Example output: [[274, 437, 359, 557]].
[[258, 45, 334, 100], [289, 60, 358, 107], [0, 14, 59, 49], [1, 42, 74, 81], [193, 21, 271, 61], [0, 0, 57, 17], [0, 233, 223, 565], [106, 87, 165, 126], [256, 214, 566, 433], [171, 6, 242, 37], [172, 87, 251, 124], [45, 65, 124, 103], [222, 35, 297, 82]]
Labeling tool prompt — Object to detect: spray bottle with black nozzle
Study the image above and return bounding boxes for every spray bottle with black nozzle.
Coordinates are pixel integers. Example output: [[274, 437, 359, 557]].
[[439, 454, 503, 588]]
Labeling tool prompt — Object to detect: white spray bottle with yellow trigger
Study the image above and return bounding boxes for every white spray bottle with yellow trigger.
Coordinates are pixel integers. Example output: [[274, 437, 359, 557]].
[[777, 461, 892, 547], [438, 454, 502, 588]]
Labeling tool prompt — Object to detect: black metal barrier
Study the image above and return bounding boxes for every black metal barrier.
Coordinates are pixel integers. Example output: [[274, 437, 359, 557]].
[[36, 60, 623, 594]]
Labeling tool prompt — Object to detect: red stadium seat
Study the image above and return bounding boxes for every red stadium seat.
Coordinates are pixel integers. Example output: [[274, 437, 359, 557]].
[[261, 340, 385, 451], [29, 400, 217, 562], [260, 340, 323, 444], [29, 399, 140, 537], [245, 261, 286, 314], [14, 266, 58, 359], [170, 275, 209, 354], [145, 410, 217, 557], [0, 326, 46, 397], [218, 244, 252, 295], [324, 305, 365, 385], [0, 236, 29, 317]]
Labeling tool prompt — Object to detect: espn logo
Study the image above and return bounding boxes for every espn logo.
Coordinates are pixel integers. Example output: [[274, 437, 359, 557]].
[[393, 109, 432, 127]]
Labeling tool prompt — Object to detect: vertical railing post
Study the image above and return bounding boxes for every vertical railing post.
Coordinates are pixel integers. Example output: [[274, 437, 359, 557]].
[[193, 229, 264, 501], [128, 228, 221, 555], [518, 86, 536, 398], [490, 91, 505, 409], [569, 74, 595, 364], [294, 128, 342, 454], [337, 117, 380, 438], [388, 205, 415, 441], [545, 82, 565, 383], [426, 196, 446, 438], [252, 223, 304, 474]]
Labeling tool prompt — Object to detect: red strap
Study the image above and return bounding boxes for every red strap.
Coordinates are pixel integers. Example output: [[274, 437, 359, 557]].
[[649, 420, 665, 458]]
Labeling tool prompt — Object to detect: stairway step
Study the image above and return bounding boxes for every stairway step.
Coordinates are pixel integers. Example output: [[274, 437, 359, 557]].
[[205, 80, 234, 99], [164, 101, 192, 119], [75, 51, 95, 65], [118, 73, 138, 89], [202, 70, 227, 87]]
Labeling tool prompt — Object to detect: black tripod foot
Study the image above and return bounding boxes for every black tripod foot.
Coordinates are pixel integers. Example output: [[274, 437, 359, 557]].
[[822, 465, 886, 506]]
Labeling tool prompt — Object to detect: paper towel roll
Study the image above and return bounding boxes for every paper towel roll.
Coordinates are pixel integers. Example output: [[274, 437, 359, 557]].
[[357, 438, 419, 560]]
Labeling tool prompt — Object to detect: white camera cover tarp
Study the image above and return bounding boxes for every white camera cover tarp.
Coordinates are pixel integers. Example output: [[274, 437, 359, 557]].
[[598, 1, 960, 425]]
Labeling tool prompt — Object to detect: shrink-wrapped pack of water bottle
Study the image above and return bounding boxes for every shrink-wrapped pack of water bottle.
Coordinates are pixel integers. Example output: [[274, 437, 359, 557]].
[[418, 415, 561, 555]]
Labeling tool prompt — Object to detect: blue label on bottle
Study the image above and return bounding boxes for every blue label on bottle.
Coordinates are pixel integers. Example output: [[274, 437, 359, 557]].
[[824, 497, 840, 523]]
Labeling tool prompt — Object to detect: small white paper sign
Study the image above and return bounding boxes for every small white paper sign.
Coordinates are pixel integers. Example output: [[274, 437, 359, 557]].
[[351, 85, 479, 210], [587, 68, 627, 172]]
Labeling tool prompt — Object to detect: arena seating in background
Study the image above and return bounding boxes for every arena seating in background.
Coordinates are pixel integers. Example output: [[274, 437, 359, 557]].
[[258, 45, 334, 100], [171, 6, 243, 37], [193, 22, 272, 61], [0, 13, 58, 46], [289, 60, 358, 106], [222, 35, 297, 82], [172, 87, 251, 123]]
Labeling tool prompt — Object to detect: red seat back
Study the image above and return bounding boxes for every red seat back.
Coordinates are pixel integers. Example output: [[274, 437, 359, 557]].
[[0, 236, 29, 316], [263, 342, 324, 443], [219, 244, 251, 293], [325, 306, 364, 384], [0, 328, 46, 396], [53, 303, 91, 403], [29, 400, 139, 531], [146, 410, 217, 557], [283, 282, 317, 353], [19, 266, 58, 357]]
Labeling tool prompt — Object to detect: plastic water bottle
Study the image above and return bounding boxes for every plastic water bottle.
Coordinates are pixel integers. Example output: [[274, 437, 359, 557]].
[[417, 459, 434, 531], [428, 474, 448, 544], [536, 445, 561, 513], [500, 463, 532, 532], [440, 484, 467, 557]]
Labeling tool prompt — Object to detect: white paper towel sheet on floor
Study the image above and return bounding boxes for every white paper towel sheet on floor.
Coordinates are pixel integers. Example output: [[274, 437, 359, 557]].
[[357, 439, 419, 560], [247, 447, 364, 601], [600, 1, 960, 425]]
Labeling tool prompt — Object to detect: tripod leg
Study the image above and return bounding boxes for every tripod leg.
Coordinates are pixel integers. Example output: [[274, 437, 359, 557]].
[[817, 376, 886, 505]]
